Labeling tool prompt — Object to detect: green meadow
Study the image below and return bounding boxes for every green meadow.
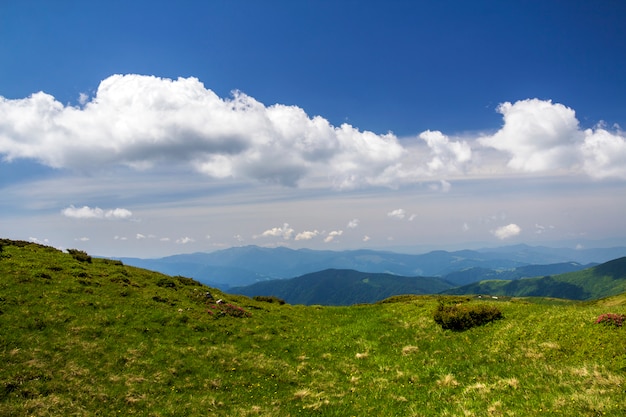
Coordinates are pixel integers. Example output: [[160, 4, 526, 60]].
[[1, 240, 625, 416]]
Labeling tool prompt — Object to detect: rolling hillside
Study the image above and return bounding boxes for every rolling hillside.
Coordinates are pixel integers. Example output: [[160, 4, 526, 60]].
[[230, 269, 453, 305], [442, 261, 593, 286], [445, 257, 626, 300], [1, 239, 626, 416]]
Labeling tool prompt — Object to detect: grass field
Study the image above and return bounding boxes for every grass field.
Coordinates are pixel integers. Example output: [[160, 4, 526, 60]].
[[1, 240, 625, 416]]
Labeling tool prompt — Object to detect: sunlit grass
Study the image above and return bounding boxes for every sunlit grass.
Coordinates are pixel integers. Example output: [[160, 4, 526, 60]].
[[1, 240, 626, 416]]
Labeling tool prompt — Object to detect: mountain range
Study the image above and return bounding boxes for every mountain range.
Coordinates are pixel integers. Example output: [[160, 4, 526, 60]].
[[230, 269, 454, 306], [118, 243, 626, 290]]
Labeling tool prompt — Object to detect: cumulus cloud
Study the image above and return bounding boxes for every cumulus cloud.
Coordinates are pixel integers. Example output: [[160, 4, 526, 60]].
[[2, 78, 624, 186], [581, 127, 626, 179], [324, 230, 343, 243], [387, 208, 406, 220], [479, 99, 582, 172], [295, 230, 319, 240], [0, 74, 409, 187], [61, 205, 132, 219], [256, 223, 295, 240], [347, 219, 359, 229], [419, 130, 471, 173], [492, 223, 521, 240]]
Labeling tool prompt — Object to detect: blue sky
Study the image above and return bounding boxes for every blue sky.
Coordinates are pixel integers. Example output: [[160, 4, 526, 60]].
[[1, 0, 626, 257]]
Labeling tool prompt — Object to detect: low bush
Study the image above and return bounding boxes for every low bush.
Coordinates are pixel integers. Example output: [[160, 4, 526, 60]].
[[595, 313, 625, 328], [67, 249, 92, 263], [100, 258, 124, 266], [175, 275, 203, 286], [156, 277, 177, 288], [253, 295, 286, 305], [433, 301, 503, 331]]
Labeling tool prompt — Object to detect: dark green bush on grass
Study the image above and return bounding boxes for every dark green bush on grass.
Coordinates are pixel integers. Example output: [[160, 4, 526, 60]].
[[156, 277, 177, 288], [175, 275, 203, 286], [253, 295, 286, 305], [67, 249, 92, 263], [433, 301, 503, 331]]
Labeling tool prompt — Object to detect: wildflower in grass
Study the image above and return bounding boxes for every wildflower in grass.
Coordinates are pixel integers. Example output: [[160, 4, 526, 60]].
[[207, 302, 251, 318], [595, 313, 625, 328]]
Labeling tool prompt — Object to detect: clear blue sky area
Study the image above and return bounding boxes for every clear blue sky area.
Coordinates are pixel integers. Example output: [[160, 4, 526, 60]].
[[2, 1, 625, 133]]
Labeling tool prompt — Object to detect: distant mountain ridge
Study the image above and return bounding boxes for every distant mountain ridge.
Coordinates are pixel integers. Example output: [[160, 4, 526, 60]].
[[230, 269, 454, 306], [118, 244, 625, 290]]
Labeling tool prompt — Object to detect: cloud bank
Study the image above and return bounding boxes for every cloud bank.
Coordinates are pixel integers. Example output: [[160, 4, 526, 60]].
[[62, 205, 133, 220], [1, 75, 625, 189]]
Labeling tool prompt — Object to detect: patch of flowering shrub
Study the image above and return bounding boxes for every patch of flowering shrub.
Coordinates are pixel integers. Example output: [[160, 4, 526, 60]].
[[595, 313, 625, 328], [208, 303, 251, 318]]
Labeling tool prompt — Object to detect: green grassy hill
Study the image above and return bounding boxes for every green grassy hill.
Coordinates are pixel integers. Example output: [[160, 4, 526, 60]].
[[230, 268, 453, 305], [445, 257, 626, 300], [1, 240, 626, 416]]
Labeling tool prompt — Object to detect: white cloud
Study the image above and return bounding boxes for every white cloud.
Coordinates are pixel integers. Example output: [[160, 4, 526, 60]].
[[347, 219, 359, 229], [0, 74, 409, 188], [75, 237, 90, 242], [136, 233, 146, 240], [3, 77, 625, 188], [295, 230, 319, 240], [257, 223, 295, 240], [104, 208, 133, 219], [176, 237, 195, 244], [419, 130, 471, 173], [61, 205, 132, 220], [479, 99, 582, 172], [3, 74, 626, 240], [387, 208, 406, 220], [78, 92, 89, 106], [581, 127, 626, 179], [362, 235, 370, 242], [492, 223, 521, 240], [324, 230, 343, 243]]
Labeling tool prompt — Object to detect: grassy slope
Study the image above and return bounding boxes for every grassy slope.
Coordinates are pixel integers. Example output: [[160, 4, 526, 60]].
[[446, 257, 626, 300], [1, 241, 626, 416]]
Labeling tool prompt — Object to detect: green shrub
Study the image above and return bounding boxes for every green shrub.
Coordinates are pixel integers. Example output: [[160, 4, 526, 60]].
[[433, 301, 503, 331], [100, 258, 124, 266], [67, 249, 92, 263], [156, 277, 177, 288], [253, 295, 286, 305], [175, 275, 202, 286]]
